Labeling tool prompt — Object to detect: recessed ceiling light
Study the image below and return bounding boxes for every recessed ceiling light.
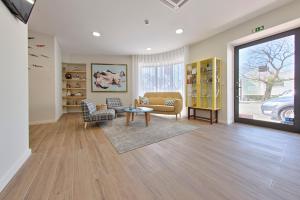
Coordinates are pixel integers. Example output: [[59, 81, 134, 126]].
[[146, 48, 152, 51], [26, 0, 35, 4], [176, 28, 184, 34], [92, 32, 101, 37], [144, 19, 150, 25]]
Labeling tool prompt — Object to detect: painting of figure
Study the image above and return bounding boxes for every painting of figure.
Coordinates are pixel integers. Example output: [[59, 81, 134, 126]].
[[91, 64, 127, 92]]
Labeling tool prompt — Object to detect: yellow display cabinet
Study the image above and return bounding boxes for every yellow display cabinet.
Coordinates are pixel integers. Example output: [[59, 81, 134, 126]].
[[186, 57, 221, 110]]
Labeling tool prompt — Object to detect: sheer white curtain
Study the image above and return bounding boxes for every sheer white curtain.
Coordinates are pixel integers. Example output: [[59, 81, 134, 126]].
[[132, 47, 185, 97]]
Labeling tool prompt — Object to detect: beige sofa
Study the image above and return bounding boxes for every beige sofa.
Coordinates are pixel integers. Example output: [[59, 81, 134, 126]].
[[135, 92, 183, 119]]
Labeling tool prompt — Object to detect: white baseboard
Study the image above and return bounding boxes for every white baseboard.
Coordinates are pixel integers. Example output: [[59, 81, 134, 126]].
[[29, 119, 57, 125], [55, 113, 63, 122], [30, 113, 65, 125], [0, 148, 31, 192]]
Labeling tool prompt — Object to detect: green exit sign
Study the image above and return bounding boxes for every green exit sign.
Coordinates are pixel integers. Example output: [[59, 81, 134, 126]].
[[253, 25, 265, 33]]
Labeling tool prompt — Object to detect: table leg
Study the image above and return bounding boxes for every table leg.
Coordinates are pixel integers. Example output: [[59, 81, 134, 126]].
[[126, 112, 130, 126], [188, 107, 190, 120], [194, 108, 196, 120], [145, 113, 149, 126], [216, 110, 218, 123], [210, 110, 213, 124], [132, 112, 134, 121]]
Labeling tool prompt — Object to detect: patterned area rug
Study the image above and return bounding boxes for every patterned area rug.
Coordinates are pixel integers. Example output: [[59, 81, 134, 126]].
[[102, 115, 199, 153]]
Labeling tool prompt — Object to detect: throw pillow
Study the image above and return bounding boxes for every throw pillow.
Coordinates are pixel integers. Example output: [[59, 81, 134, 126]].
[[164, 99, 176, 106], [139, 96, 150, 105]]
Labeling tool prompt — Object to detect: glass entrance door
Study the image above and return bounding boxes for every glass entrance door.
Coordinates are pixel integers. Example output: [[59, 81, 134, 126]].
[[234, 29, 300, 132]]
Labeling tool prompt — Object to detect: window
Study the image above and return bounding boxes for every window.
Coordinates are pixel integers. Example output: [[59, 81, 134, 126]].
[[139, 62, 184, 95], [135, 48, 185, 96]]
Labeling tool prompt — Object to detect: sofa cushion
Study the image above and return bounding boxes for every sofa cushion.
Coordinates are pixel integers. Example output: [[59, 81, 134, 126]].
[[164, 99, 176, 106], [139, 96, 150, 105], [91, 109, 115, 121], [149, 97, 165, 105], [113, 106, 127, 113], [145, 105, 175, 112]]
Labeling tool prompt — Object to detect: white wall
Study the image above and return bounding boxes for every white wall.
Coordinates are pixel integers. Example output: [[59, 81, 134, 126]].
[[189, 0, 300, 124], [63, 55, 133, 106], [54, 38, 62, 121], [0, 2, 31, 192], [28, 31, 62, 124], [28, 31, 55, 124]]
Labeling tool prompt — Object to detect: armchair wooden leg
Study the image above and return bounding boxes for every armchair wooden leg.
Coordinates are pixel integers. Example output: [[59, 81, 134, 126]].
[[84, 122, 88, 129], [176, 114, 178, 120]]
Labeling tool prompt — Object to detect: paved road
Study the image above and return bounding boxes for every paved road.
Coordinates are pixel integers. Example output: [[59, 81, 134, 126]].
[[239, 102, 280, 123]]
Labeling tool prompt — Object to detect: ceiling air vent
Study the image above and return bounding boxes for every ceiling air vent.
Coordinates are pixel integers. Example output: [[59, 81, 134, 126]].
[[160, 0, 189, 10]]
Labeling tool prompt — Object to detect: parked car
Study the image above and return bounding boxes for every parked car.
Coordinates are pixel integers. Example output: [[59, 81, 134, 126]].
[[261, 92, 294, 122]]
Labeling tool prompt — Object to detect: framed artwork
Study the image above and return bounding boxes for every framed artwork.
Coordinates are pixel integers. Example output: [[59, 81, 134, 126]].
[[91, 63, 128, 92]]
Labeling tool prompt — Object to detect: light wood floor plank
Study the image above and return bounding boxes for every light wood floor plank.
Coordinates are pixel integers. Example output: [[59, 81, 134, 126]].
[[1, 113, 300, 200]]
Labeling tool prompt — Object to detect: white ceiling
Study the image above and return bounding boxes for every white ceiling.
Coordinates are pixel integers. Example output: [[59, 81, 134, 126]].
[[29, 0, 293, 55]]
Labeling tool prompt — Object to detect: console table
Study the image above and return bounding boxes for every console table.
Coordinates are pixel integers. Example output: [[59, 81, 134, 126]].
[[188, 107, 220, 124]]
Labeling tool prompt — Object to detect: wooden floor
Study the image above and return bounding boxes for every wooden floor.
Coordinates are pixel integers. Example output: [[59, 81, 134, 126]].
[[1, 113, 300, 200]]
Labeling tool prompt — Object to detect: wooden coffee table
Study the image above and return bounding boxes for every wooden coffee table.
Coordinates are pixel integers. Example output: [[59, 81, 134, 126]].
[[124, 107, 154, 126]]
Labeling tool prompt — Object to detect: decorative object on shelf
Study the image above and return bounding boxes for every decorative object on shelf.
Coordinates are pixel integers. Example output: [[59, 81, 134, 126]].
[[91, 63, 127, 92], [72, 66, 81, 71], [66, 83, 71, 88], [65, 73, 72, 79], [73, 74, 80, 80], [66, 90, 72, 96], [74, 92, 83, 96], [75, 82, 81, 88], [186, 57, 222, 111], [28, 64, 44, 70], [36, 44, 46, 48], [29, 53, 39, 58], [40, 54, 50, 59]]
